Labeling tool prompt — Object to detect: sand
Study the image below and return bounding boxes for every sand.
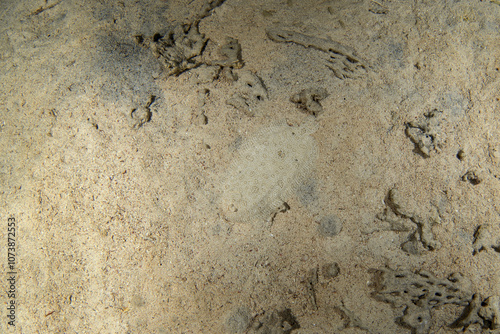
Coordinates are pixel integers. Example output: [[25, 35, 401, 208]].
[[1, 0, 500, 333]]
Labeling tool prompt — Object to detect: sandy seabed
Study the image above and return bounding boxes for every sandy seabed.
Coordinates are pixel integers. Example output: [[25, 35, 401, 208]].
[[1, 0, 500, 333]]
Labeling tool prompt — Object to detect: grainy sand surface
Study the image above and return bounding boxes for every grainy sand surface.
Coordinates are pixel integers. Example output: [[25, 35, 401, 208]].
[[1, 1, 500, 333]]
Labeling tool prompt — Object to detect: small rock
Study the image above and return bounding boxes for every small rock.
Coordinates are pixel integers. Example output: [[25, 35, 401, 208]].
[[290, 88, 329, 116], [462, 169, 482, 185]]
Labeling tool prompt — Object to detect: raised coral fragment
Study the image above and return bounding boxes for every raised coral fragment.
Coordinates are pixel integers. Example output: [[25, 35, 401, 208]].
[[136, 22, 207, 77], [405, 109, 443, 158], [369, 188, 441, 254], [371, 268, 474, 334], [226, 71, 268, 116], [266, 27, 370, 80], [209, 37, 244, 69], [452, 294, 500, 330], [290, 88, 329, 116], [472, 224, 500, 255]]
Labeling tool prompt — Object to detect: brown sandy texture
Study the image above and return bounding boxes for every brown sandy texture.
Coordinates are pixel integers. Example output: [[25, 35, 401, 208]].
[[1, 0, 500, 333]]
